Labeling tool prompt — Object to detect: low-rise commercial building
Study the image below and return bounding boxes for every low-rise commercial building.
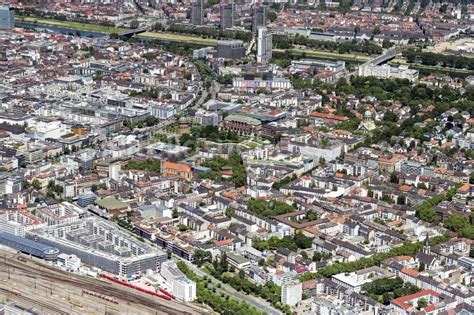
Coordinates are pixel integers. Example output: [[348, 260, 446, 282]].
[[358, 64, 419, 82], [217, 40, 245, 60]]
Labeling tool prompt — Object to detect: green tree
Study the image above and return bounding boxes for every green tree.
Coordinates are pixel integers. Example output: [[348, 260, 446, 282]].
[[130, 20, 139, 29], [31, 179, 42, 190], [354, 25, 361, 38], [383, 111, 398, 122], [319, 157, 326, 165], [417, 298, 428, 310], [267, 11, 277, 22], [193, 249, 212, 267], [177, 224, 188, 231], [390, 173, 399, 183], [444, 215, 468, 233], [220, 252, 229, 272], [371, 26, 381, 39], [172, 208, 179, 219], [225, 207, 235, 218], [417, 183, 428, 189]]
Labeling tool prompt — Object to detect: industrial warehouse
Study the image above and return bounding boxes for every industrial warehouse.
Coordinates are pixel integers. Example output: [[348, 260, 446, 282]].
[[26, 217, 167, 276]]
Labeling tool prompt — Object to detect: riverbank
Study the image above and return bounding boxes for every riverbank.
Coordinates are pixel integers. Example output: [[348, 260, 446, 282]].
[[16, 16, 127, 34], [16, 16, 218, 46], [137, 32, 217, 46], [274, 48, 372, 63]]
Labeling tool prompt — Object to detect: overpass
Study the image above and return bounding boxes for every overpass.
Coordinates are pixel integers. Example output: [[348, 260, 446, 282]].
[[117, 27, 148, 38], [365, 47, 398, 66], [345, 47, 399, 78]]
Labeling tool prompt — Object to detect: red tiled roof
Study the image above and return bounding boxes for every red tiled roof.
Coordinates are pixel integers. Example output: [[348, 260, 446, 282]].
[[402, 267, 419, 278], [391, 290, 440, 311], [310, 112, 348, 121], [458, 183, 470, 193]]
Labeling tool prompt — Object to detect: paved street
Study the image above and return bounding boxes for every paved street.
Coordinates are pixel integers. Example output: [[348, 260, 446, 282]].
[[186, 262, 283, 315]]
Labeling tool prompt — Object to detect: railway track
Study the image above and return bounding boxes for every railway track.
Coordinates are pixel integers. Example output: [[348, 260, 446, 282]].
[[0, 287, 67, 314], [0, 258, 199, 315]]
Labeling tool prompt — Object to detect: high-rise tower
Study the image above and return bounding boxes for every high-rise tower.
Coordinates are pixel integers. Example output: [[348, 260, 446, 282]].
[[191, 0, 204, 26]]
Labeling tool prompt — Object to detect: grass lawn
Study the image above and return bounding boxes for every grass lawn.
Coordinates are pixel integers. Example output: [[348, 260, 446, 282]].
[[274, 48, 372, 62], [390, 59, 471, 74], [16, 16, 127, 34], [138, 32, 218, 46]]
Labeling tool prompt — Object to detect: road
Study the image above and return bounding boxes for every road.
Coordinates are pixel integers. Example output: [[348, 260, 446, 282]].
[[344, 46, 399, 78], [143, 235, 282, 315], [184, 260, 283, 315]]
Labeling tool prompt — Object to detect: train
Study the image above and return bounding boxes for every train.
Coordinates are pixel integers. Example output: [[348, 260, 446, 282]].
[[158, 288, 176, 300], [69, 300, 83, 308], [82, 290, 119, 305], [99, 274, 174, 301]]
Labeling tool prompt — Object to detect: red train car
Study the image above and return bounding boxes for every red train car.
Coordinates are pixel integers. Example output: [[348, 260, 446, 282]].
[[99, 274, 172, 300], [158, 288, 176, 299]]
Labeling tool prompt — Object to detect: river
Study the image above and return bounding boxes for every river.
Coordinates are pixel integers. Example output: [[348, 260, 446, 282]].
[[15, 22, 107, 38], [15, 21, 208, 48]]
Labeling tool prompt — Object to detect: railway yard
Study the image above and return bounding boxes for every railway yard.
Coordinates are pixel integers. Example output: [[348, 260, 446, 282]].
[[0, 248, 205, 315]]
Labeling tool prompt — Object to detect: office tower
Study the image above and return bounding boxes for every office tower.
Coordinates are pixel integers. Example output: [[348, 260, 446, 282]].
[[217, 40, 245, 59], [0, 7, 14, 30], [256, 27, 272, 64], [191, 0, 204, 26], [252, 6, 266, 32], [220, 2, 235, 30]]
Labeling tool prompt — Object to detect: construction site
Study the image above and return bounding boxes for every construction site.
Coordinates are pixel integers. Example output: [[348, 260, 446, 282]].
[[0, 247, 205, 315]]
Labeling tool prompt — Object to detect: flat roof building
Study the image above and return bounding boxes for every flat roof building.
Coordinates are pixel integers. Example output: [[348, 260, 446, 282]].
[[281, 279, 302, 306], [217, 40, 245, 60], [332, 266, 394, 292], [220, 3, 235, 30], [161, 260, 196, 302], [191, 0, 203, 25], [0, 232, 59, 261], [27, 217, 167, 276], [358, 64, 419, 82]]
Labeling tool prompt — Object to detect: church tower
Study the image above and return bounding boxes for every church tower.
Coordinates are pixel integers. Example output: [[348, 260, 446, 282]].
[[423, 233, 431, 255]]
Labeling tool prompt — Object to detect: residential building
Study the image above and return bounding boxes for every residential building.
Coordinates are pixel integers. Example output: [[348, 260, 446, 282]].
[[220, 2, 235, 30], [191, 0, 204, 25], [257, 27, 272, 64], [358, 64, 419, 82], [281, 279, 302, 306], [252, 6, 266, 32]]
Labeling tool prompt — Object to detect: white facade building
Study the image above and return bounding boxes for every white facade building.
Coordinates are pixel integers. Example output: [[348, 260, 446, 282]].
[[358, 64, 419, 82], [287, 140, 343, 163], [57, 253, 81, 271], [5, 177, 22, 194], [109, 162, 121, 180], [161, 260, 196, 302], [281, 279, 302, 306], [151, 104, 177, 120], [257, 27, 272, 64]]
